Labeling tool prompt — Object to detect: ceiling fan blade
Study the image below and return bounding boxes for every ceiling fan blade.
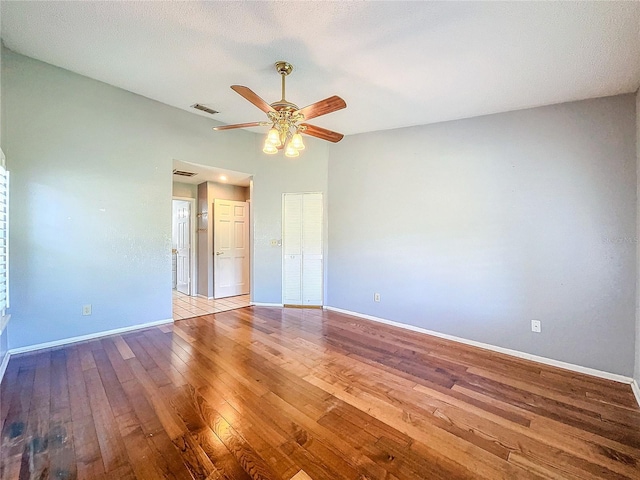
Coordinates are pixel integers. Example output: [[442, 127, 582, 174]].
[[231, 85, 275, 113], [295, 96, 346, 121], [300, 123, 344, 143], [213, 122, 263, 131]]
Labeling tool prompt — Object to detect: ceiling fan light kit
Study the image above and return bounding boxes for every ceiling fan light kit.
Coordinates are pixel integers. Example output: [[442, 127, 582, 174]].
[[213, 61, 346, 158]]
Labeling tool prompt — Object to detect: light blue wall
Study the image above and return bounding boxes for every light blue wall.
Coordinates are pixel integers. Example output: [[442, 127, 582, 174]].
[[328, 95, 637, 376], [3, 46, 637, 380], [636, 89, 640, 385], [0, 39, 6, 369], [172, 181, 197, 199], [251, 134, 329, 304], [2, 48, 327, 349]]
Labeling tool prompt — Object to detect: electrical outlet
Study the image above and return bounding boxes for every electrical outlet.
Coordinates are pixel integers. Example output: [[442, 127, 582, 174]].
[[531, 319, 541, 333], [82, 304, 92, 316], [374, 293, 381, 302]]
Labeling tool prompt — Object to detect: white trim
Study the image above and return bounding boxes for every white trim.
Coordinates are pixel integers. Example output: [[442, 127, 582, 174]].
[[631, 380, 640, 407], [0, 350, 10, 384], [0, 314, 10, 335], [249, 179, 255, 307], [251, 302, 283, 307], [4, 170, 9, 311], [197, 294, 214, 300], [7, 318, 173, 356], [325, 306, 636, 387]]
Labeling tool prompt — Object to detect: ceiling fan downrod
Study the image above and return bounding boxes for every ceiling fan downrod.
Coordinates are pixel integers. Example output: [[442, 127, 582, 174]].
[[271, 61, 299, 113], [275, 61, 293, 102]]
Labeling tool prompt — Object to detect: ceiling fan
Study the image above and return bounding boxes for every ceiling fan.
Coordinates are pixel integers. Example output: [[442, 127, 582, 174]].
[[213, 61, 346, 157]]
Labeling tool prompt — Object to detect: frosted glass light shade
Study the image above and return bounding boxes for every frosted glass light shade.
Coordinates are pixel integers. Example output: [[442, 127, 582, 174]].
[[285, 143, 299, 158], [263, 142, 278, 154], [266, 128, 281, 146], [291, 132, 305, 150]]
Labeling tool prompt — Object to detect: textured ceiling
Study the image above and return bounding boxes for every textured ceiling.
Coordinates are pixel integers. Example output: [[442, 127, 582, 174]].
[[2, 1, 639, 136]]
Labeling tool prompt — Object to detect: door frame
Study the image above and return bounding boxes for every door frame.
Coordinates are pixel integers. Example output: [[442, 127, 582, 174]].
[[172, 196, 197, 297]]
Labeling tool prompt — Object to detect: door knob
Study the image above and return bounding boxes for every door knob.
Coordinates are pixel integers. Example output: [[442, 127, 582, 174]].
[[216, 251, 224, 255]]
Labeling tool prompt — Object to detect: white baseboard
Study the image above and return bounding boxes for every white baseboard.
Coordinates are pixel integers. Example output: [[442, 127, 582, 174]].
[[325, 306, 637, 391], [7, 318, 174, 356], [251, 302, 284, 307], [0, 318, 173, 384], [631, 380, 640, 408]]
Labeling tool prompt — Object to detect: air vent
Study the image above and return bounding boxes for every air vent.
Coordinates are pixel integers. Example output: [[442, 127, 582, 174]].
[[191, 104, 219, 115], [173, 169, 197, 177]]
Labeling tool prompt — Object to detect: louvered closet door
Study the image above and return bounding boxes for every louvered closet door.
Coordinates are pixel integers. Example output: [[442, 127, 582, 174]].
[[283, 194, 302, 304], [301, 194, 323, 305], [283, 193, 323, 306]]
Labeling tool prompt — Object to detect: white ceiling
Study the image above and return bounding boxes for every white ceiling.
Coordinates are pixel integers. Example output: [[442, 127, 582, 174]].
[[2, 1, 639, 136]]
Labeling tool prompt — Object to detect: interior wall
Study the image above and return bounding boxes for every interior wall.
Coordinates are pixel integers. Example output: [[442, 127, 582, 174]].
[[0, 40, 3, 148], [0, 40, 6, 368], [251, 135, 329, 303], [208, 181, 249, 202], [2, 48, 328, 350], [636, 88, 640, 385], [328, 94, 637, 376], [172, 181, 197, 199]]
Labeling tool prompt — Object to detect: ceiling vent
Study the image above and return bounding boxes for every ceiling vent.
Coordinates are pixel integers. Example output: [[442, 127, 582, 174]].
[[173, 169, 197, 177], [191, 103, 219, 115]]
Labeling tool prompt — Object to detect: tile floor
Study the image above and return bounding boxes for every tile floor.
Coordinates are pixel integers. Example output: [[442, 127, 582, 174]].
[[172, 290, 251, 320]]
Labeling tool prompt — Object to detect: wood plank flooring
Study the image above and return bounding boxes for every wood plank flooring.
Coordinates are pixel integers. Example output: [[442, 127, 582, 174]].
[[1, 307, 639, 479]]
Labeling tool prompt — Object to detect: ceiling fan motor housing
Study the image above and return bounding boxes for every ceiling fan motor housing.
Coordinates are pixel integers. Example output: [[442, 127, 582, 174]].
[[275, 61, 293, 76]]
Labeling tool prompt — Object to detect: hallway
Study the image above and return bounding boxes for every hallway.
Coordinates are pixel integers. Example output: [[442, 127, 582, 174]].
[[172, 290, 250, 320]]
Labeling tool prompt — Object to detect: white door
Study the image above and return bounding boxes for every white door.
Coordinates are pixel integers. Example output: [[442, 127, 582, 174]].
[[174, 200, 191, 295], [283, 193, 323, 306], [283, 194, 303, 304], [214, 199, 250, 299]]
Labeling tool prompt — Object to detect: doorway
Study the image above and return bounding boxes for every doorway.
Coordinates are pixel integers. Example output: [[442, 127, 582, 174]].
[[172, 291, 251, 320], [172, 197, 196, 296], [171, 160, 253, 320], [213, 198, 250, 299], [173, 199, 193, 295]]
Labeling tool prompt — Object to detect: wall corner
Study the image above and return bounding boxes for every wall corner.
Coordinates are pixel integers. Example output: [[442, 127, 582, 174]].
[[635, 88, 640, 386]]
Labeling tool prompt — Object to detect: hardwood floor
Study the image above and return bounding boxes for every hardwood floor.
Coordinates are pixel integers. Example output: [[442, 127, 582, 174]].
[[1, 307, 639, 479]]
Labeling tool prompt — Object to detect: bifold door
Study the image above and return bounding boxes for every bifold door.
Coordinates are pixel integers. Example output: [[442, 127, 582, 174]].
[[283, 193, 323, 306]]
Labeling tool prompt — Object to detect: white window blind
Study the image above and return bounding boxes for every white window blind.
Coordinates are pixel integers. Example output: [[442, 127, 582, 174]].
[[0, 152, 8, 315]]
